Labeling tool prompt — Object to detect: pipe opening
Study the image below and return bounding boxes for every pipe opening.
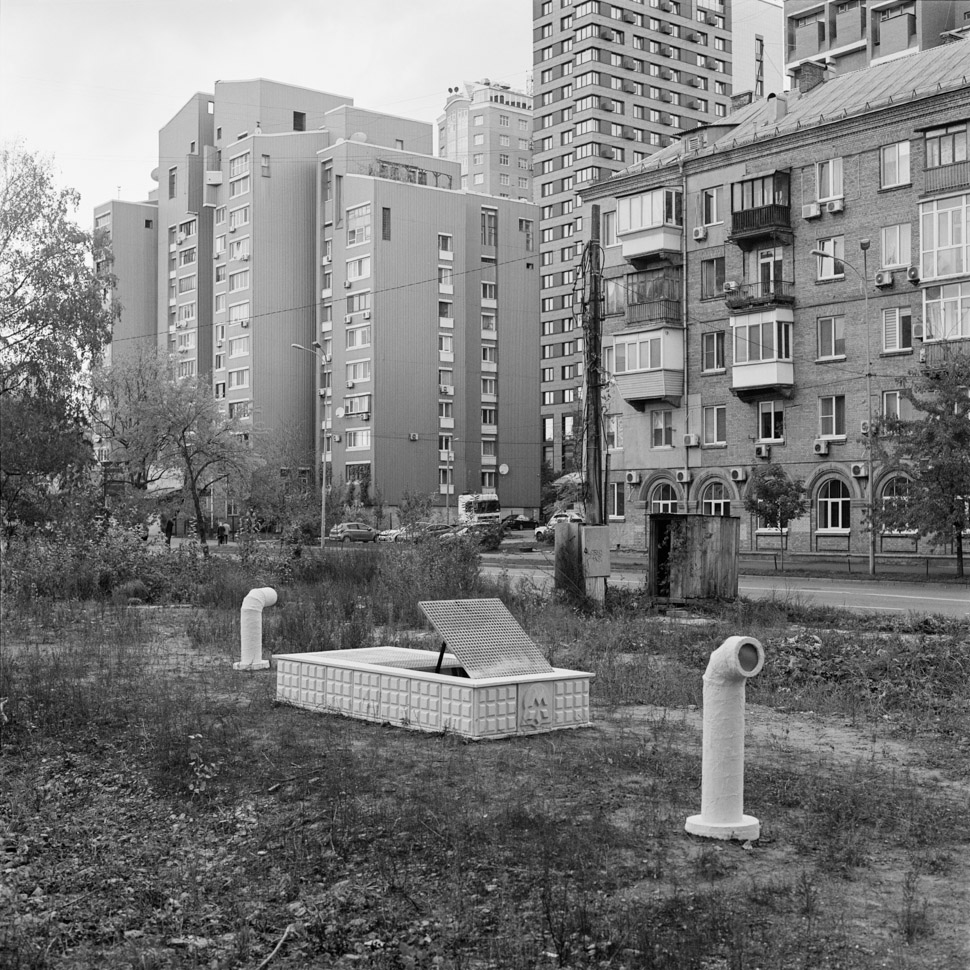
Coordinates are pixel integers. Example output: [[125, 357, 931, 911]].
[[738, 642, 760, 672]]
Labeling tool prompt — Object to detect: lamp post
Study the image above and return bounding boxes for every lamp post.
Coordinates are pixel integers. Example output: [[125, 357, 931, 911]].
[[291, 341, 329, 549], [810, 241, 875, 576]]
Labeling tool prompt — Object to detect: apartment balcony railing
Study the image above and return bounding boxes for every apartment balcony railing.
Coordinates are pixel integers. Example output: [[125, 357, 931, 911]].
[[626, 298, 681, 327], [728, 204, 792, 244], [924, 160, 970, 195], [921, 336, 970, 368], [724, 280, 795, 312]]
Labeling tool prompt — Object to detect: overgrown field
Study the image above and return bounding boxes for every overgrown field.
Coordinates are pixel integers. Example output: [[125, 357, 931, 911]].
[[1, 539, 968, 969]]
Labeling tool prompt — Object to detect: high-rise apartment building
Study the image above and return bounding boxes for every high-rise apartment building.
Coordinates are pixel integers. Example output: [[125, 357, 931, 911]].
[[99, 79, 540, 519], [581, 41, 970, 560], [438, 79, 534, 199], [533, 0, 785, 472], [786, 0, 970, 75]]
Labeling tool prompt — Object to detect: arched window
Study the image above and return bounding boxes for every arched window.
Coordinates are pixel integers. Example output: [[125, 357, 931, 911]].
[[651, 482, 677, 513], [702, 481, 730, 516], [881, 476, 912, 532], [817, 479, 850, 530]]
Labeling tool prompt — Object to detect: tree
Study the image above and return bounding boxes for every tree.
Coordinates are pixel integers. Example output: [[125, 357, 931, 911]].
[[245, 430, 320, 541], [742, 464, 809, 571], [0, 147, 115, 404], [874, 350, 970, 578]]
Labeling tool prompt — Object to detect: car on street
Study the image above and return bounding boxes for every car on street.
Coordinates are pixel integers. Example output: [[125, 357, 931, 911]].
[[534, 511, 584, 541], [501, 513, 539, 531], [329, 521, 379, 543]]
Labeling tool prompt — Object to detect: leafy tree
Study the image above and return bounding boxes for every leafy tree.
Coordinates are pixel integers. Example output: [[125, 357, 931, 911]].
[[742, 464, 809, 571], [245, 430, 320, 541], [0, 147, 115, 403], [874, 350, 970, 577], [398, 488, 435, 530]]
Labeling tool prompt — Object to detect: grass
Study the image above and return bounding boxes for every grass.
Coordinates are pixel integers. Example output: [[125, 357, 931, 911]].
[[1, 546, 968, 969]]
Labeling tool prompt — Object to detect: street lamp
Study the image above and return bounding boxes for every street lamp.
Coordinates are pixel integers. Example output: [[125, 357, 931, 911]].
[[291, 341, 329, 548], [810, 241, 875, 576]]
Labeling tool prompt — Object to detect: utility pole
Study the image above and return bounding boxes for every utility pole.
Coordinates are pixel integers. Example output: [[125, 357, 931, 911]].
[[582, 205, 605, 527]]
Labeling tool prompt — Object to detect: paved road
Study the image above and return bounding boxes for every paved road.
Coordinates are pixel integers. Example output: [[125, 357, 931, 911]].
[[482, 557, 970, 620]]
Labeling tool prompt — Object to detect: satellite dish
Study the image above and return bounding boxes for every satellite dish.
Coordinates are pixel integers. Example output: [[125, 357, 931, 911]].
[[335, 407, 345, 418], [498, 463, 509, 476]]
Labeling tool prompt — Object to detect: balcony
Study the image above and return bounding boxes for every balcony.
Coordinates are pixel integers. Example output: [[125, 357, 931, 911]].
[[921, 337, 970, 369], [724, 280, 795, 313], [731, 359, 794, 399], [612, 326, 684, 409], [627, 298, 681, 327], [619, 225, 683, 262], [728, 205, 792, 246], [924, 159, 970, 195]]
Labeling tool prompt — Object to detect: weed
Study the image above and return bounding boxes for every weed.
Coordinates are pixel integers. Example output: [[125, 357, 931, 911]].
[[897, 867, 933, 943]]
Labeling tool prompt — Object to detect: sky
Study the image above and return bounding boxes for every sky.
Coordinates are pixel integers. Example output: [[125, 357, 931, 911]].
[[1, 0, 534, 229]]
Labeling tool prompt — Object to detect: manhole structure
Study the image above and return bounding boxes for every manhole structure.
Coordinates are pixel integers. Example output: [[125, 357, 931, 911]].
[[274, 598, 594, 739]]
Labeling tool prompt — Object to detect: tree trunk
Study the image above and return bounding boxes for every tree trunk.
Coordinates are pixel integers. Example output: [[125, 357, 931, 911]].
[[185, 474, 210, 555], [956, 529, 964, 579]]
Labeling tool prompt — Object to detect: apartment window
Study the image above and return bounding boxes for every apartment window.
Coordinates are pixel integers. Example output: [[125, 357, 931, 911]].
[[228, 301, 250, 326], [882, 307, 912, 352], [499, 153, 509, 167], [702, 482, 730, 517], [881, 223, 911, 269], [228, 335, 249, 358], [177, 274, 196, 294], [176, 331, 196, 352], [923, 281, 970, 340], [700, 257, 725, 299], [759, 400, 784, 441], [817, 315, 845, 360], [651, 409, 673, 448], [819, 395, 846, 438], [608, 482, 626, 519], [702, 187, 719, 225], [731, 172, 790, 211], [925, 123, 967, 169], [382, 208, 391, 241], [734, 318, 791, 363], [817, 479, 850, 530], [702, 405, 726, 445], [347, 291, 371, 313], [920, 195, 969, 279], [880, 141, 910, 188], [168, 167, 177, 199], [481, 440, 497, 462], [347, 204, 371, 246], [481, 312, 496, 332], [605, 413, 622, 451], [215, 294, 226, 313], [481, 377, 497, 396], [881, 476, 913, 531], [229, 175, 250, 198], [438, 233, 453, 254], [617, 188, 683, 232], [178, 248, 197, 267], [177, 360, 195, 379], [228, 368, 250, 389], [815, 236, 845, 279], [481, 281, 497, 301], [346, 360, 371, 383], [214, 382, 226, 399], [229, 270, 249, 293], [215, 265, 227, 283], [651, 483, 677, 513], [481, 407, 497, 426], [228, 238, 250, 261], [701, 331, 725, 372], [816, 158, 843, 201], [229, 206, 250, 231], [177, 303, 196, 324], [345, 429, 371, 450], [347, 256, 371, 281], [229, 152, 250, 178], [614, 331, 662, 373], [215, 206, 226, 225], [346, 326, 371, 350], [481, 209, 498, 246]]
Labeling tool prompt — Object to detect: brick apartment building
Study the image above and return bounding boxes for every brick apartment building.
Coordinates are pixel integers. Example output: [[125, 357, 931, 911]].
[[580, 40, 970, 559]]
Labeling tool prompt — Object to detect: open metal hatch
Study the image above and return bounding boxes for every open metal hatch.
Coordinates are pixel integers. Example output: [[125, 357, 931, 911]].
[[419, 598, 553, 679]]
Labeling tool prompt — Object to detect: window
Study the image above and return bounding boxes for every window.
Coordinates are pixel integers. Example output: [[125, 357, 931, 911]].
[[215, 206, 226, 225], [178, 218, 197, 238], [734, 318, 791, 363], [701, 331, 725, 371], [481, 439, 496, 461], [817, 479, 850, 530], [819, 395, 846, 437], [700, 257, 725, 299], [229, 270, 249, 293], [882, 390, 914, 422], [731, 172, 790, 211], [177, 274, 196, 294], [920, 195, 969, 279], [228, 302, 250, 326], [881, 477, 913, 532], [229, 400, 251, 420], [481, 281, 497, 301], [817, 315, 845, 359], [346, 326, 371, 350], [228, 335, 249, 357], [702, 405, 726, 445], [816, 158, 843, 201], [481, 209, 498, 246], [881, 223, 911, 269], [481, 312, 496, 332], [702, 187, 719, 225], [347, 204, 371, 246], [229, 175, 250, 199], [815, 236, 845, 279], [228, 368, 250, 389], [178, 248, 196, 267], [617, 188, 683, 232], [924, 281, 970, 340], [382, 208, 391, 241], [168, 167, 177, 199], [605, 413, 622, 451], [346, 360, 371, 383], [481, 377, 497, 396], [438, 233, 453, 254], [345, 429, 372, 450], [758, 400, 784, 440], [438, 334, 453, 354], [880, 141, 910, 188], [347, 292, 371, 313], [614, 331, 662, 373], [481, 407, 497, 426], [608, 482, 626, 519], [214, 382, 226, 399], [177, 303, 196, 324], [215, 294, 226, 313], [702, 482, 730, 516], [228, 238, 250, 261], [925, 123, 967, 169], [651, 409, 673, 448], [882, 307, 912, 352], [651, 483, 677, 513], [347, 256, 371, 281]]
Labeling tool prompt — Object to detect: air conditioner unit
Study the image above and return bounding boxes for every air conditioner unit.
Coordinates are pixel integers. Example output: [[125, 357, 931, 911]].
[[344, 280, 352, 288], [318, 389, 327, 397], [408, 433, 419, 442], [660, 22, 672, 33], [826, 199, 844, 214], [239, 320, 249, 328], [693, 226, 707, 241], [754, 444, 770, 459], [622, 10, 635, 22], [599, 99, 614, 112], [361, 413, 370, 422], [229, 226, 237, 233], [322, 255, 331, 264], [722, 280, 739, 293], [176, 232, 186, 244], [813, 439, 830, 456], [912, 323, 924, 340], [802, 202, 822, 220], [730, 467, 747, 482], [625, 471, 641, 485], [874, 270, 893, 288], [675, 469, 692, 484], [333, 435, 341, 443], [240, 254, 250, 261], [850, 463, 867, 478], [346, 380, 355, 389], [600, 27, 614, 40], [919, 348, 926, 363], [683, 433, 699, 447], [439, 384, 451, 394], [344, 315, 353, 323], [216, 340, 224, 348], [363, 311, 371, 319], [689, 76, 702, 87], [907, 266, 920, 285]]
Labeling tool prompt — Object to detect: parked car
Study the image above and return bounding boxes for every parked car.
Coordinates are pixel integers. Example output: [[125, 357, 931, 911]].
[[329, 521, 379, 543], [377, 527, 404, 542], [534, 511, 585, 541], [502, 513, 539, 531]]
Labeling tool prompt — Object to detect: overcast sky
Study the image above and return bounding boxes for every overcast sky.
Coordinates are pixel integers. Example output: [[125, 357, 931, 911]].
[[1, 0, 533, 228]]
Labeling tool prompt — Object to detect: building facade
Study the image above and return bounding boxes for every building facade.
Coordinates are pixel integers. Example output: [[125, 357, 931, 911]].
[[532, 0, 786, 472], [438, 79, 534, 199], [581, 40, 970, 558], [786, 0, 970, 75]]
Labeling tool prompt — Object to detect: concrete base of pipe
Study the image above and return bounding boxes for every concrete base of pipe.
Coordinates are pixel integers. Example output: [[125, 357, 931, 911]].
[[233, 659, 271, 670], [685, 813, 760, 841]]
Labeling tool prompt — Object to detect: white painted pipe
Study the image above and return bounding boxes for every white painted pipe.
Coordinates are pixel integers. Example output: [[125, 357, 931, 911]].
[[685, 636, 764, 841], [233, 587, 278, 670]]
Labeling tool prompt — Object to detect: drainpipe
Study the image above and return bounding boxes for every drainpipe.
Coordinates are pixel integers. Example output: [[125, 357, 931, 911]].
[[234, 587, 278, 670], [678, 155, 690, 506], [685, 635, 764, 840]]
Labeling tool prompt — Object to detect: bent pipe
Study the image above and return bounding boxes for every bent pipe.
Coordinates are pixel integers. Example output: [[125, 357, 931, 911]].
[[234, 587, 278, 670], [685, 636, 764, 841]]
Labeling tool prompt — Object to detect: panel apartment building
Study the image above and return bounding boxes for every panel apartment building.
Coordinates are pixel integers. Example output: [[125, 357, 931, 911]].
[[437, 79, 534, 199], [580, 40, 970, 560], [99, 79, 540, 517], [533, 0, 785, 472]]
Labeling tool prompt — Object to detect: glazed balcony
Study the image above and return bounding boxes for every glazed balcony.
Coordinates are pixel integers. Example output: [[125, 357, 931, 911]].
[[724, 280, 795, 313], [612, 326, 684, 409]]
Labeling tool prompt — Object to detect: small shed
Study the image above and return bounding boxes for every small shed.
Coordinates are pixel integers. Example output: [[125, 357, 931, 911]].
[[647, 513, 739, 602]]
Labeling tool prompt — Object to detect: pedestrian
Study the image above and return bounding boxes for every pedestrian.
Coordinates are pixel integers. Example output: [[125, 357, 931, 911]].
[[217, 522, 227, 545], [164, 519, 174, 545]]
